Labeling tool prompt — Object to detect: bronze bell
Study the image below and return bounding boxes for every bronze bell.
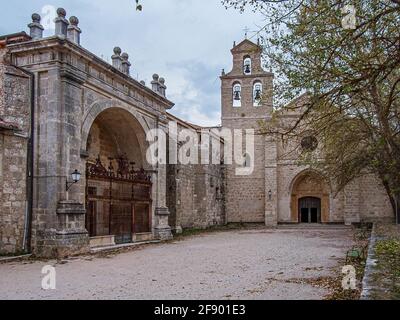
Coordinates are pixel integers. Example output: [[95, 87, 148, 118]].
[[244, 63, 251, 74], [234, 90, 241, 101], [254, 89, 261, 100]]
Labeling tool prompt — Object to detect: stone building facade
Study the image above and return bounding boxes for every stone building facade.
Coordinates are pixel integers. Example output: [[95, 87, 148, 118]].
[[166, 113, 225, 233], [221, 39, 393, 226], [0, 8, 393, 257], [0, 34, 32, 255]]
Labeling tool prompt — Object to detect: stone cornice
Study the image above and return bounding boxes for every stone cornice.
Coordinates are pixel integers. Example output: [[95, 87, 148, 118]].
[[221, 72, 274, 80], [6, 36, 175, 110]]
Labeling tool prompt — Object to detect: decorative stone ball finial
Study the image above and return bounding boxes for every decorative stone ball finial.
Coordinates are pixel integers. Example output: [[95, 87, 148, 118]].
[[32, 13, 41, 23], [57, 8, 67, 18], [113, 47, 122, 56], [69, 16, 79, 26], [152, 74, 159, 81], [159, 77, 165, 85], [140, 80, 146, 86], [121, 53, 129, 61]]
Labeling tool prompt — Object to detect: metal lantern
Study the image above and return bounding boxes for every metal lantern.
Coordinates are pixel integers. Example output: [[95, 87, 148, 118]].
[[71, 169, 81, 183], [66, 169, 81, 191]]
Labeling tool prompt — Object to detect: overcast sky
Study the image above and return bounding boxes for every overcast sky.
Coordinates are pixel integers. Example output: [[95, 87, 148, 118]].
[[1, 0, 265, 126]]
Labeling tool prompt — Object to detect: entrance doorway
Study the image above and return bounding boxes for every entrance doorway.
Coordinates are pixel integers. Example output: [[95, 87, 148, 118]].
[[86, 156, 152, 244], [299, 197, 321, 223], [84, 108, 152, 245]]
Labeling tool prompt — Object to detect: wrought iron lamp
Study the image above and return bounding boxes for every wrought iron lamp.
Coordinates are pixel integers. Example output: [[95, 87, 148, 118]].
[[268, 189, 272, 201], [66, 169, 81, 191]]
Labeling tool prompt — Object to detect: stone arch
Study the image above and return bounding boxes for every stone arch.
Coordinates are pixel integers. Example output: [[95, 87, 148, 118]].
[[82, 100, 151, 167], [290, 169, 331, 223], [82, 100, 150, 150]]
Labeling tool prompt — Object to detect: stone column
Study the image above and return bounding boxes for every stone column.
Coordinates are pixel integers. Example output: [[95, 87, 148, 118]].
[[33, 64, 89, 258], [265, 135, 278, 226], [28, 13, 44, 40], [151, 74, 160, 93], [67, 16, 81, 45], [154, 207, 173, 240], [121, 53, 131, 76], [54, 8, 69, 38], [153, 120, 173, 240], [111, 47, 123, 71], [159, 77, 167, 97]]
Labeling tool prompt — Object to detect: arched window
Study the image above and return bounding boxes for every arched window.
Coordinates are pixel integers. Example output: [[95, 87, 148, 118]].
[[243, 57, 252, 75], [253, 81, 262, 106], [232, 83, 242, 107]]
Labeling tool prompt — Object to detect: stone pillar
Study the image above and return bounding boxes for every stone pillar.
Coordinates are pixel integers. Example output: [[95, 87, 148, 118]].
[[28, 13, 44, 40], [265, 135, 278, 226], [111, 47, 123, 71], [154, 207, 173, 240], [67, 16, 81, 45], [159, 77, 167, 97], [151, 74, 160, 93], [33, 64, 89, 258], [54, 8, 69, 38], [153, 121, 173, 240], [121, 53, 131, 76]]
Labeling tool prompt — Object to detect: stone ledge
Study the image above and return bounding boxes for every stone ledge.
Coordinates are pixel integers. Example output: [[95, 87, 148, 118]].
[[90, 240, 161, 254], [360, 223, 378, 300], [56, 200, 86, 215], [0, 254, 32, 264]]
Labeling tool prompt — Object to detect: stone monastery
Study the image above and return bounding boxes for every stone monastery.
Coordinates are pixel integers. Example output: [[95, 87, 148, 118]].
[[0, 8, 392, 257]]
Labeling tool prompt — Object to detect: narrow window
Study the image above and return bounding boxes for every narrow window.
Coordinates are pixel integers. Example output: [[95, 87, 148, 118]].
[[243, 57, 252, 75], [253, 82, 262, 106], [233, 83, 242, 107]]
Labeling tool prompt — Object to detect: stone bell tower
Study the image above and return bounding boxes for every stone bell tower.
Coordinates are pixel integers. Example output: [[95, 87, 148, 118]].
[[221, 39, 275, 224]]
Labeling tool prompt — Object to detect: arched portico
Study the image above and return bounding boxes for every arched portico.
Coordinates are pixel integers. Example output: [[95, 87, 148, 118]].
[[83, 106, 154, 245], [290, 170, 330, 223], [81, 100, 150, 154]]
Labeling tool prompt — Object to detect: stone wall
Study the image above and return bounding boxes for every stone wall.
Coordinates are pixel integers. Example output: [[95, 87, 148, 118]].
[[221, 40, 273, 224], [4, 24, 174, 256], [167, 124, 225, 231], [271, 110, 393, 224], [0, 45, 30, 255]]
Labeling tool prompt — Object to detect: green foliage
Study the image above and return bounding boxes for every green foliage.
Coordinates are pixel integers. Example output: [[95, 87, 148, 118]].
[[375, 239, 400, 296], [135, 0, 142, 11], [376, 239, 400, 257]]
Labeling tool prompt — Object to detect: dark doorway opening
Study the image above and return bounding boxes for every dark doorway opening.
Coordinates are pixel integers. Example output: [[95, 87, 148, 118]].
[[86, 156, 152, 245], [299, 197, 321, 223]]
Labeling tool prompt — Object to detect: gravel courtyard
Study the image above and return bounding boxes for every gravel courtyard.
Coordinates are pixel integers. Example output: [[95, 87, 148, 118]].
[[0, 226, 354, 300]]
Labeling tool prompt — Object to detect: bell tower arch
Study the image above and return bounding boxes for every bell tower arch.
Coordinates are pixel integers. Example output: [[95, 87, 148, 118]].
[[221, 39, 274, 224]]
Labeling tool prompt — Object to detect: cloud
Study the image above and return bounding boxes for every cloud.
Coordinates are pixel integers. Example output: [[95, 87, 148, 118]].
[[2, 0, 265, 126], [166, 60, 221, 127]]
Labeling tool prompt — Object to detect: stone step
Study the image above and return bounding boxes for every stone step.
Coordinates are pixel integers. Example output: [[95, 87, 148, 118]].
[[90, 240, 161, 254], [278, 223, 352, 230], [0, 254, 32, 264]]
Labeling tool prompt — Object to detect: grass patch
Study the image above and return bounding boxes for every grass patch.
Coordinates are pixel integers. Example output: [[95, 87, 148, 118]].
[[324, 227, 371, 300], [373, 238, 400, 299]]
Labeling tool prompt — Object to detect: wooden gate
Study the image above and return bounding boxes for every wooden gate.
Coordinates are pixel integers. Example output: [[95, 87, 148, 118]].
[[86, 156, 152, 244]]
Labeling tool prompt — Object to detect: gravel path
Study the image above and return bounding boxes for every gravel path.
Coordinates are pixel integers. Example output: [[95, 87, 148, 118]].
[[0, 226, 354, 300]]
